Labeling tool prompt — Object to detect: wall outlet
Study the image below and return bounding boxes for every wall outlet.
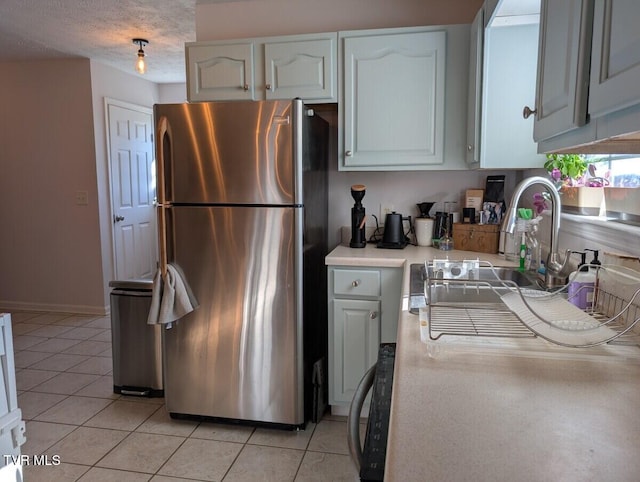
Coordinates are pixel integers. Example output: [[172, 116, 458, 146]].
[[75, 190, 89, 206], [380, 203, 395, 221]]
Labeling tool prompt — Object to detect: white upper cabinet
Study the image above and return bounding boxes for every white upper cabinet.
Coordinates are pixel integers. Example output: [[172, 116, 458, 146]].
[[466, 7, 484, 166], [264, 37, 336, 101], [589, 0, 640, 118], [187, 42, 255, 101], [339, 25, 470, 171], [186, 33, 337, 103], [532, 0, 594, 141], [467, 1, 545, 169], [342, 30, 445, 170], [535, 0, 640, 152]]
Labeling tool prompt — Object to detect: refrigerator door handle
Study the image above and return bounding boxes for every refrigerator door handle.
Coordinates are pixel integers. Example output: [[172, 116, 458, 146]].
[[157, 205, 169, 277], [156, 115, 171, 205], [156, 115, 173, 278]]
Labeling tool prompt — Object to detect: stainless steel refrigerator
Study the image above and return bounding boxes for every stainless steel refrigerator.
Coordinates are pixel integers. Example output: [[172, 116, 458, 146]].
[[154, 99, 329, 428]]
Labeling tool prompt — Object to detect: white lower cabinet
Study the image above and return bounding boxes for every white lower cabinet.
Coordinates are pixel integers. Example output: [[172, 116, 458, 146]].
[[331, 299, 380, 406], [327, 266, 402, 414]]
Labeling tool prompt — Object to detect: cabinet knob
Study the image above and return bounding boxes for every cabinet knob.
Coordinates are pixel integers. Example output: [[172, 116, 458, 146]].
[[522, 106, 537, 119], [243, 84, 250, 91], [369, 311, 378, 319], [467, 144, 473, 151], [345, 150, 353, 157], [266, 84, 273, 91], [351, 279, 360, 287]]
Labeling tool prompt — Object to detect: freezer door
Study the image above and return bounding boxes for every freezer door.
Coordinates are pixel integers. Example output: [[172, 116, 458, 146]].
[[162, 205, 304, 424], [155, 100, 300, 205]]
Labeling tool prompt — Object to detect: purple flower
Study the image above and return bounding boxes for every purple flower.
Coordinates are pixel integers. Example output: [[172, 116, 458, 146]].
[[551, 167, 562, 182], [533, 192, 548, 215]]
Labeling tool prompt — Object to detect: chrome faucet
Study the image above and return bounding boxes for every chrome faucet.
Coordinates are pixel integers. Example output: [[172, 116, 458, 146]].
[[501, 176, 572, 288]]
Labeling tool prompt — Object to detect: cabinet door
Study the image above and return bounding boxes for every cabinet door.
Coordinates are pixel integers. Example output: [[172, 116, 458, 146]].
[[481, 22, 544, 168], [466, 7, 484, 166], [331, 299, 380, 404], [589, 0, 640, 118], [533, 0, 594, 141], [264, 36, 336, 101], [342, 31, 446, 169], [186, 43, 255, 101]]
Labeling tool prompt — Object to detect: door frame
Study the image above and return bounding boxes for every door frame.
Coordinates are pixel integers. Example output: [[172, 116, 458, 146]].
[[104, 97, 155, 279]]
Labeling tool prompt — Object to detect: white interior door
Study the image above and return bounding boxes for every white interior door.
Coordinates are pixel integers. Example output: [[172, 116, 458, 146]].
[[108, 101, 157, 280]]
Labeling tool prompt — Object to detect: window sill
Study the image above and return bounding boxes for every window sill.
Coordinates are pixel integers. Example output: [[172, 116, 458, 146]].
[[560, 213, 640, 257]]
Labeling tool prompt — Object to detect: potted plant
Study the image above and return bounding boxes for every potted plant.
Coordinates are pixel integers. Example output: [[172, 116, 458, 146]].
[[544, 153, 606, 215]]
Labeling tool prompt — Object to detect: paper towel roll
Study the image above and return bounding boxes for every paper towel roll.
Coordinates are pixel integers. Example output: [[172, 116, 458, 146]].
[[415, 218, 434, 246]]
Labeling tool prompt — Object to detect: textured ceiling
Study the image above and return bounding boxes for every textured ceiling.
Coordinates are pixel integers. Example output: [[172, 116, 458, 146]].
[[0, 0, 211, 83]]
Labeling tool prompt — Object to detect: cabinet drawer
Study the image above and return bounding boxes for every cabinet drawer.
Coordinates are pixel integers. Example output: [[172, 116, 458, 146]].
[[333, 269, 381, 297]]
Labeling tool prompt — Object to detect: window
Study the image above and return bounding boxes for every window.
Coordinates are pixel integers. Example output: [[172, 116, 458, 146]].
[[588, 155, 640, 187]]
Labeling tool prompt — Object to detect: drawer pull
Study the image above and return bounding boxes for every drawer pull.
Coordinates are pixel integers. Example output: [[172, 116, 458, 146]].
[[352, 280, 361, 287], [369, 311, 378, 319], [522, 105, 537, 119]]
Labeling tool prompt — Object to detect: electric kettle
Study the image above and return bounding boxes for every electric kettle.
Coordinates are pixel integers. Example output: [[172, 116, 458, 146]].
[[378, 212, 409, 249]]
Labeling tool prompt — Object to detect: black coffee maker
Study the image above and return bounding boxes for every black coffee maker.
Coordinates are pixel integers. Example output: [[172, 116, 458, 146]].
[[349, 184, 366, 248]]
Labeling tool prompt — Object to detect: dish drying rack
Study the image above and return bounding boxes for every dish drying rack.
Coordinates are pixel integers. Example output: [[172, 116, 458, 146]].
[[423, 259, 640, 348]]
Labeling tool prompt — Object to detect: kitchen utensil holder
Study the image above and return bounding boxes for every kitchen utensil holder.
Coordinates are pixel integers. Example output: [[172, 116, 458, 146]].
[[423, 260, 640, 349]]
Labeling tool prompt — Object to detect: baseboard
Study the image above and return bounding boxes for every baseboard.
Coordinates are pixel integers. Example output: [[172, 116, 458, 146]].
[[0, 300, 109, 316]]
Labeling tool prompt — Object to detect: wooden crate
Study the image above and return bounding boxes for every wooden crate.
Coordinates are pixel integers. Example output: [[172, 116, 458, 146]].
[[452, 223, 500, 254]]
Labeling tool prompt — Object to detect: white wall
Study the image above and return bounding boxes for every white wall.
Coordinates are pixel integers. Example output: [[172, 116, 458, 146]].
[[0, 58, 169, 314], [196, 0, 483, 39], [159, 83, 187, 104], [0, 59, 106, 313]]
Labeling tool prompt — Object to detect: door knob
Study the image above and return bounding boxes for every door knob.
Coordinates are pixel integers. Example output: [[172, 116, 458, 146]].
[[114, 215, 125, 223]]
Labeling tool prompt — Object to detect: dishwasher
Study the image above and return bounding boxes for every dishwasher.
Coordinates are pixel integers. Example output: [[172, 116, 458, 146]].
[[109, 280, 163, 397], [348, 343, 396, 482]]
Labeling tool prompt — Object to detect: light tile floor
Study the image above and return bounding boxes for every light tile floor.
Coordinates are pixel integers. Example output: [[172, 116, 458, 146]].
[[8, 311, 362, 481]]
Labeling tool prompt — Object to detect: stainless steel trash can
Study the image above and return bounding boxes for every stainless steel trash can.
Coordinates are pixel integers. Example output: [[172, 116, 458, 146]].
[[109, 280, 163, 397]]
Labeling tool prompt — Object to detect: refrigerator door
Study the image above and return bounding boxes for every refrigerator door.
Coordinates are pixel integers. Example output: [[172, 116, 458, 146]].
[[155, 100, 299, 206], [162, 205, 304, 425]]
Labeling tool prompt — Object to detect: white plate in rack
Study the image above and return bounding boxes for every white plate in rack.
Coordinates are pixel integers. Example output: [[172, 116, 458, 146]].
[[501, 290, 617, 347]]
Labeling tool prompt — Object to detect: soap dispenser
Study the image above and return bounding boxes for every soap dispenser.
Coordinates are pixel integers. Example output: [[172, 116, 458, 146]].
[[585, 248, 602, 306], [585, 249, 601, 267], [567, 251, 596, 310]]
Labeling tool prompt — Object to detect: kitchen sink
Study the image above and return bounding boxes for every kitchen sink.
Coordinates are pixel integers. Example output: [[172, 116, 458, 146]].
[[409, 263, 538, 314]]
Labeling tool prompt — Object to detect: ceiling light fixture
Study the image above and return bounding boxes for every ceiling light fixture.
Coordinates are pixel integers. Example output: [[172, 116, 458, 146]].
[[133, 38, 149, 74]]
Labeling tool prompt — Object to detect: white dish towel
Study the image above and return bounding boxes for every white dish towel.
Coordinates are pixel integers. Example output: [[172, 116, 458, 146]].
[[147, 264, 198, 328]]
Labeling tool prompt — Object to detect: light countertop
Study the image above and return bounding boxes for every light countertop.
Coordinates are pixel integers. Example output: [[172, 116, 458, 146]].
[[325, 244, 518, 296], [325, 244, 514, 269], [325, 244, 640, 481]]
